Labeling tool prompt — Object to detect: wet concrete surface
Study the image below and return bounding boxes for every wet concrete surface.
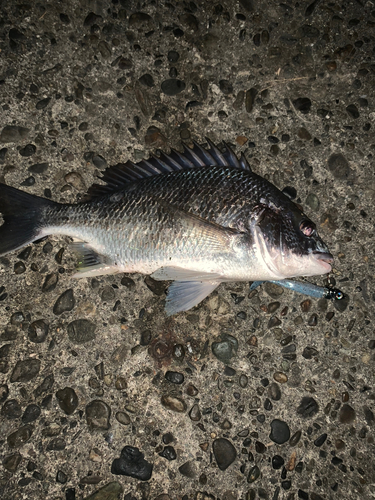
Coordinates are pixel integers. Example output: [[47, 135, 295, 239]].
[[0, 1, 374, 499]]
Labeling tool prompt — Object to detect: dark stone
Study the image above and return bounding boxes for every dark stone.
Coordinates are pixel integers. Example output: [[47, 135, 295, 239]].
[[67, 319, 96, 344], [269, 419, 290, 444], [144, 276, 166, 295], [212, 438, 236, 471], [86, 400, 111, 430], [33, 373, 54, 398], [84, 482, 123, 499], [14, 261, 26, 274], [302, 346, 318, 359], [92, 155, 107, 169], [158, 445, 177, 460], [53, 289, 75, 314], [46, 437, 66, 451], [22, 404, 41, 423], [56, 470, 67, 484], [314, 433, 327, 447], [111, 446, 153, 481], [1, 125, 29, 143], [121, 277, 135, 289], [10, 358, 41, 382], [219, 80, 233, 94], [161, 79, 186, 96], [165, 371, 184, 384], [178, 461, 196, 478], [28, 320, 49, 343], [268, 382, 281, 401], [36, 97, 51, 110], [346, 104, 359, 119], [247, 465, 261, 483], [28, 162, 49, 174], [42, 273, 59, 292], [56, 387, 78, 415], [189, 403, 201, 421], [0, 384, 9, 403], [7, 425, 33, 448], [139, 74, 154, 87], [297, 397, 319, 418], [339, 404, 356, 424], [327, 153, 350, 179], [211, 334, 238, 364], [167, 50, 179, 62], [292, 97, 311, 114], [272, 455, 285, 469], [3, 453, 22, 472], [1, 399, 22, 419]]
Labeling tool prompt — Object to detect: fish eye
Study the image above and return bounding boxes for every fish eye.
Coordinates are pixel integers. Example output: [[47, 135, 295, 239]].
[[299, 220, 316, 237]]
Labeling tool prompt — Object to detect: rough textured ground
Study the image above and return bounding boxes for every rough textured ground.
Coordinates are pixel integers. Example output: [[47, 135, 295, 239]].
[[0, 1, 374, 499]]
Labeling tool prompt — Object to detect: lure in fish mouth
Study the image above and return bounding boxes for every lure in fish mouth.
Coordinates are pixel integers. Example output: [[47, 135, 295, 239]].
[[0, 139, 335, 315]]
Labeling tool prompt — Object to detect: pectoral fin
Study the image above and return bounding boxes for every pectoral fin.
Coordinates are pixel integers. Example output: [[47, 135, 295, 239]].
[[165, 280, 221, 316], [70, 242, 119, 278]]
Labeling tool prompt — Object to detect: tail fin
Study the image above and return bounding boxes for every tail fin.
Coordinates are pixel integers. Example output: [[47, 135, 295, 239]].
[[0, 183, 57, 256]]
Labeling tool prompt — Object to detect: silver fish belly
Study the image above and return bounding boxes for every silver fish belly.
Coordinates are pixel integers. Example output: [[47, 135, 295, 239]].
[[0, 140, 334, 315]]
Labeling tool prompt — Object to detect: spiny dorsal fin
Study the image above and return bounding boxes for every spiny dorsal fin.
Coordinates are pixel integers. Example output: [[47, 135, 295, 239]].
[[87, 139, 252, 199]]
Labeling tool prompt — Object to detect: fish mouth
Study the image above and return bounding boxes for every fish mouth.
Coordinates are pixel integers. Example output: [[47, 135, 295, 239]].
[[313, 252, 334, 272]]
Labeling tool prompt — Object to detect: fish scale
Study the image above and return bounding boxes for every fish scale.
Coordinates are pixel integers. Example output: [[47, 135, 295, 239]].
[[0, 141, 333, 315]]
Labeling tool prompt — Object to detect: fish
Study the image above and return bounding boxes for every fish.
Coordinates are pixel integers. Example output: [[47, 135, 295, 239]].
[[0, 139, 333, 315]]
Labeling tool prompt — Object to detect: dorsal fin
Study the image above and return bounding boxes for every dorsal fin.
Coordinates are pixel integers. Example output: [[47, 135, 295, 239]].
[[86, 138, 252, 199]]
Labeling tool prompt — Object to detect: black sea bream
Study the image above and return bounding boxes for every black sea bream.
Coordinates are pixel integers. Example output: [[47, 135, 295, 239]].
[[0, 140, 333, 315]]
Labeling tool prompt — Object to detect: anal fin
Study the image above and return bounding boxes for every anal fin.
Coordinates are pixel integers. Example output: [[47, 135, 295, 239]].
[[165, 280, 221, 316]]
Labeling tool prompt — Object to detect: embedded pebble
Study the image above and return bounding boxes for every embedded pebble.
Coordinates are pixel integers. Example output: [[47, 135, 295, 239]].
[[10, 358, 41, 382], [161, 79, 186, 96], [3, 453, 22, 472], [297, 397, 319, 418], [86, 400, 111, 430], [211, 335, 238, 364], [53, 289, 75, 315], [189, 404, 201, 421], [178, 461, 196, 478], [269, 419, 290, 444], [83, 482, 123, 500], [22, 404, 41, 423], [0, 125, 30, 143], [111, 446, 153, 481], [115, 412, 131, 425], [339, 404, 356, 424], [7, 425, 33, 448], [159, 446, 177, 460], [42, 273, 59, 292], [67, 319, 96, 344], [28, 320, 49, 343], [56, 387, 78, 415], [273, 372, 288, 384], [212, 438, 236, 471], [328, 153, 350, 179], [1, 399, 22, 419], [247, 465, 261, 483], [161, 395, 187, 413], [165, 371, 184, 384]]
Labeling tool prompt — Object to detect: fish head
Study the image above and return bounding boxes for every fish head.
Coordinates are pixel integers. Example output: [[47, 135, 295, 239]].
[[253, 202, 333, 279]]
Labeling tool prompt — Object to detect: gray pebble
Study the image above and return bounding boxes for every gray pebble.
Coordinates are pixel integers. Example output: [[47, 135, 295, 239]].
[[211, 334, 238, 364], [189, 404, 201, 421], [46, 437, 66, 451], [115, 411, 131, 425], [10, 358, 41, 383], [297, 397, 319, 418], [305, 193, 320, 211], [92, 155, 107, 169], [53, 289, 75, 315], [339, 404, 356, 424], [67, 319, 96, 344], [178, 461, 196, 478], [86, 400, 111, 430]]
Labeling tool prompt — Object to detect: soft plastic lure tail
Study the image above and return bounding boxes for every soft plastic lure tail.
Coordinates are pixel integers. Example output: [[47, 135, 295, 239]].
[[250, 279, 344, 300]]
